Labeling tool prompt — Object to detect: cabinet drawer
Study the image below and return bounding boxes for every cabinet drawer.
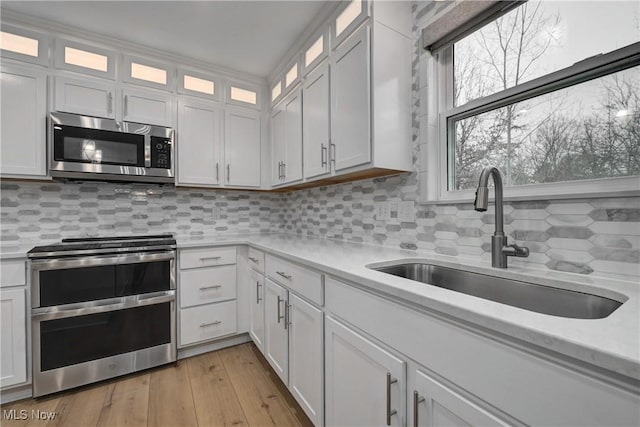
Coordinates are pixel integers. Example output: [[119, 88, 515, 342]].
[[1, 260, 26, 288], [180, 247, 236, 269], [247, 247, 265, 273], [179, 265, 236, 308], [180, 300, 237, 346], [266, 254, 323, 306]]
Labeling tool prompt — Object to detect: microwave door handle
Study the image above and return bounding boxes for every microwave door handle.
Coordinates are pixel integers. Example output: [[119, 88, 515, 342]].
[[145, 135, 151, 168]]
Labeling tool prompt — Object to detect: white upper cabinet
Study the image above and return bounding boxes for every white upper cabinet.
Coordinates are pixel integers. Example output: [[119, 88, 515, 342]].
[[332, 0, 370, 49], [177, 98, 222, 186], [0, 25, 49, 66], [226, 81, 261, 110], [283, 58, 300, 92], [331, 25, 371, 172], [0, 63, 47, 178], [272, 88, 302, 186], [224, 107, 261, 187], [55, 39, 115, 79], [303, 28, 329, 76], [271, 80, 283, 104], [122, 86, 174, 127], [302, 61, 331, 180], [54, 75, 115, 119], [123, 55, 174, 91]]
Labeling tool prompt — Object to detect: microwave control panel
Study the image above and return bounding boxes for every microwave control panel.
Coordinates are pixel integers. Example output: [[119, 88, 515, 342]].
[[150, 137, 172, 169]]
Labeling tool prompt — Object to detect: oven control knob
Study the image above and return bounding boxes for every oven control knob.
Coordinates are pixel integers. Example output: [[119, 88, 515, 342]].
[[156, 143, 163, 149]]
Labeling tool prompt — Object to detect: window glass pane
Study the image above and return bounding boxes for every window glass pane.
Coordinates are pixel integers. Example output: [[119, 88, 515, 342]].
[[131, 62, 167, 85], [0, 31, 38, 57], [454, 1, 639, 106], [336, 0, 362, 37], [305, 35, 324, 67], [272, 82, 282, 101], [65, 47, 108, 72], [230, 86, 257, 105], [285, 64, 298, 87], [184, 75, 215, 95], [449, 66, 640, 190]]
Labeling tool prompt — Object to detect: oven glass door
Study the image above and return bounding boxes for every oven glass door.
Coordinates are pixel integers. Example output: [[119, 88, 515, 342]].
[[38, 260, 171, 307], [53, 124, 145, 167], [39, 302, 172, 371]]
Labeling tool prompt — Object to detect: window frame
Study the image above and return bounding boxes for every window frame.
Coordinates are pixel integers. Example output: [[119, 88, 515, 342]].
[[54, 38, 116, 79], [177, 68, 221, 101], [123, 54, 174, 91], [0, 24, 49, 66], [424, 39, 640, 203], [225, 80, 261, 110]]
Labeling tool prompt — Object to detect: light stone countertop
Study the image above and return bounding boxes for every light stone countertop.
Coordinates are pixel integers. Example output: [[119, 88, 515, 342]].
[[177, 232, 640, 382], [4, 232, 639, 381]]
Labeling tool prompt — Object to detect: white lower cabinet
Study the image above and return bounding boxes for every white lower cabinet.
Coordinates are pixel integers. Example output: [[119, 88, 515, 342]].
[[264, 278, 289, 383], [411, 367, 509, 427], [325, 315, 405, 427], [0, 63, 47, 178], [288, 293, 324, 427], [0, 288, 27, 388], [249, 269, 265, 352]]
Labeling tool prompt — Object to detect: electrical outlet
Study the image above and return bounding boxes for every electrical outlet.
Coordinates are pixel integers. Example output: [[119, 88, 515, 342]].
[[399, 201, 415, 222], [388, 202, 399, 221]]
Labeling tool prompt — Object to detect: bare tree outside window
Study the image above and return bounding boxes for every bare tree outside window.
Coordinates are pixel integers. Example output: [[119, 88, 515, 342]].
[[449, 0, 640, 191]]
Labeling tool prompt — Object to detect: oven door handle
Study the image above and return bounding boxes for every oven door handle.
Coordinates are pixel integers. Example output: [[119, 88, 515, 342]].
[[32, 291, 176, 321], [30, 250, 176, 271]]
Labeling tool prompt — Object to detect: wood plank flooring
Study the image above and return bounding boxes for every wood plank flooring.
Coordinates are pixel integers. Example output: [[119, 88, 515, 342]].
[[1, 343, 313, 427]]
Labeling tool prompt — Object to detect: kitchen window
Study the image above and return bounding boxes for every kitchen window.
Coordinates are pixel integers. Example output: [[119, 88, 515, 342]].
[[423, 0, 640, 202]]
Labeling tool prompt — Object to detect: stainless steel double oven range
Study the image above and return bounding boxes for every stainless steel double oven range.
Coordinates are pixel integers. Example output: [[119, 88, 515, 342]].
[[28, 235, 177, 397]]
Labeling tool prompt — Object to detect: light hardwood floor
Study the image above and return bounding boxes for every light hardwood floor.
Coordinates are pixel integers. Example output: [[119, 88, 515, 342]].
[[1, 343, 313, 427]]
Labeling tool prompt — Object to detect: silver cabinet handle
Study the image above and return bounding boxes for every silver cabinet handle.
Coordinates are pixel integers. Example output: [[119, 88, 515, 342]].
[[124, 94, 128, 117], [200, 320, 221, 328], [330, 142, 336, 166], [227, 164, 230, 182], [285, 300, 292, 329], [282, 162, 286, 180], [277, 161, 281, 180], [413, 391, 425, 427], [199, 285, 222, 291], [276, 271, 292, 280], [321, 143, 327, 167], [386, 372, 398, 426], [277, 295, 284, 323], [200, 256, 221, 262], [216, 163, 219, 181], [107, 92, 113, 115], [256, 281, 262, 304], [248, 256, 259, 263]]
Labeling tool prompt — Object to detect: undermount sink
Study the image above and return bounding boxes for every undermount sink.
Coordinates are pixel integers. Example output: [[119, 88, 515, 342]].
[[370, 263, 623, 319]]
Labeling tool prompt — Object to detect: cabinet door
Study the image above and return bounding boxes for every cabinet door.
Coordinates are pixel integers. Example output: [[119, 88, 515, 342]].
[[271, 106, 285, 186], [0, 289, 27, 388], [55, 76, 116, 119], [412, 368, 510, 427], [288, 293, 324, 426], [249, 270, 265, 353], [302, 61, 330, 180], [224, 108, 261, 187], [264, 279, 288, 384], [282, 87, 302, 184], [331, 25, 371, 172], [0, 64, 47, 177], [123, 87, 173, 127], [325, 315, 405, 426], [177, 98, 222, 186]]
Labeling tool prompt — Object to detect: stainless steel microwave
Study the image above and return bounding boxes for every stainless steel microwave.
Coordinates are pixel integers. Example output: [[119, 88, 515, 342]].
[[49, 112, 174, 184]]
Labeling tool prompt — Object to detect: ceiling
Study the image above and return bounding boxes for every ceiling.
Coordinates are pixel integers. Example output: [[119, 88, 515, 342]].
[[1, 1, 329, 78]]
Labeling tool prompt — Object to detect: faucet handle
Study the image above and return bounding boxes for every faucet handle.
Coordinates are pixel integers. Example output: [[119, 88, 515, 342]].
[[503, 243, 529, 258]]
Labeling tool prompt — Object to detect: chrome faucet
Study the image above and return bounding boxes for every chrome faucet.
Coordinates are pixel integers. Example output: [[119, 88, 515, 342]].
[[474, 167, 529, 268]]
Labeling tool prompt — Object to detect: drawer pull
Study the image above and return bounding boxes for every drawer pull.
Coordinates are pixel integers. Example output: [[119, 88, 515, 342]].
[[248, 256, 259, 263], [413, 391, 425, 427], [200, 320, 221, 328], [276, 271, 292, 280], [386, 372, 398, 426], [200, 256, 221, 262], [199, 285, 222, 291]]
